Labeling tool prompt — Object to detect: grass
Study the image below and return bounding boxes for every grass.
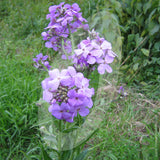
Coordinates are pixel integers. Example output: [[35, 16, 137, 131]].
[[0, 46, 42, 159], [0, 0, 159, 159], [87, 87, 160, 159]]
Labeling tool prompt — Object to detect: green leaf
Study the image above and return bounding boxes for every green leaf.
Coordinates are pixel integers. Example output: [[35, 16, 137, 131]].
[[135, 2, 142, 12], [43, 135, 57, 144], [41, 145, 53, 160], [120, 65, 129, 70], [135, 34, 143, 48], [133, 63, 139, 71], [143, 2, 152, 14], [153, 41, 160, 51], [128, 34, 135, 42], [141, 48, 149, 56], [149, 24, 160, 35], [148, 8, 157, 22], [73, 149, 88, 160]]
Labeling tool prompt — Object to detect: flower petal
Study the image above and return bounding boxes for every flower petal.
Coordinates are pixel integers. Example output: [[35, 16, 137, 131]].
[[87, 56, 96, 64], [49, 69, 60, 79], [98, 64, 105, 74], [101, 41, 112, 50], [43, 90, 53, 103], [105, 64, 112, 73], [105, 54, 114, 64], [79, 107, 90, 116]]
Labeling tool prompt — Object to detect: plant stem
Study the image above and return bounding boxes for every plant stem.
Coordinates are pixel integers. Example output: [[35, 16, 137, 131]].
[[61, 38, 68, 56], [58, 120, 62, 160], [68, 25, 75, 55]]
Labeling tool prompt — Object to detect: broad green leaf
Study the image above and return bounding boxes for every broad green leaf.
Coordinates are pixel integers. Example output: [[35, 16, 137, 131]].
[[143, 59, 149, 66], [149, 24, 160, 35], [133, 63, 139, 71], [153, 41, 160, 51], [141, 48, 149, 56], [43, 135, 57, 144], [135, 2, 142, 12], [148, 8, 157, 22], [136, 14, 144, 26], [143, 2, 152, 14]]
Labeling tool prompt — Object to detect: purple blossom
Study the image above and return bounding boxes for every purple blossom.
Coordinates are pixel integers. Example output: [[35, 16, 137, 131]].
[[49, 103, 74, 122], [42, 2, 88, 55], [42, 66, 94, 122], [33, 53, 51, 70], [71, 105, 90, 117], [67, 89, 85, 106], [97, 54, 114, 74], [71, 31, 117, 75]]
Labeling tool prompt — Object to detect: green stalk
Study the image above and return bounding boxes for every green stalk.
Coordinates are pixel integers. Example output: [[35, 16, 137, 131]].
[[61, 38, 68, 56], [68, 25, 75, 55], [70, 33, 75, 55], [58, 120, 62, 160]]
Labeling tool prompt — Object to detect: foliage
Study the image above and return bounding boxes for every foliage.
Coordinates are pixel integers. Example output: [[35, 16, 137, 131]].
[[120, 0, 160, 82], [102, 0, 160, 99]]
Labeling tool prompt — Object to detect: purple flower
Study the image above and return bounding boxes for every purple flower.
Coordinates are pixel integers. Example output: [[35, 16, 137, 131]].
[[33, 53, 51, 70], [46, 69, 69, 92], [42, 2, 88, 55], [97, 55, 114, 74], [43, 61, 51, 70], [71, 32, 117, 75], [49, 102, 74, 122], [91, 40, 112, 58], [71, 105, 90, 117], [43, 90, 53, 103], [67, 89, 85, 106], [33, 53, 48, 62], [74, 40, 93, 57], [41, 66, 94, 122]]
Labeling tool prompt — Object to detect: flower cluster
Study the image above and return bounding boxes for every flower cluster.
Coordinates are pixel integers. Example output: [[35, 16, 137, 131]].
[[72, 30, 117, 74], [42, 66, 94, 122], [33, 53, 51, 70], [35, 2, 117, 123], [41, 2, 89, 54]]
